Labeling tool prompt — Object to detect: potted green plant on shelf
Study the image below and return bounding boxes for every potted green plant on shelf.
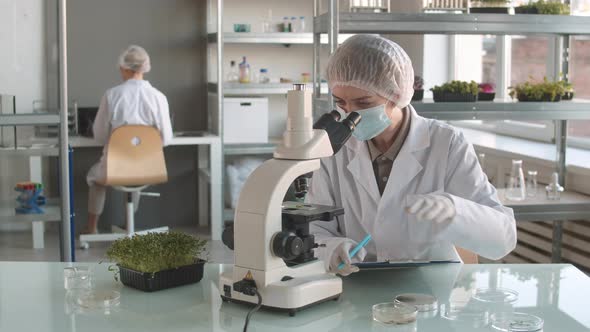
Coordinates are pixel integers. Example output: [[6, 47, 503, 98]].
[[561, 81, 575, 100], [470, 0, 513, 14], [431, 80, 479, 102], [509, 77, 566, 102], [107, 232, 208, 292], [412, 75, 425, 102], [515, 0, 570, 15], [478, 83, 496, 101]]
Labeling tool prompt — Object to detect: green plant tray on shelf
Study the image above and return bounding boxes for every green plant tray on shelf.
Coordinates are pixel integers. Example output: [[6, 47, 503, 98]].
[[517, 93, 561, 102], [119, 260, 206, 292], [433, 92, 477, 103]]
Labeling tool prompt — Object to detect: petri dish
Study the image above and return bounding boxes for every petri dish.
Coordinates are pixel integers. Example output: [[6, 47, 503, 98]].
[[491, 312, 544, 332], [441, 301, 489, 328], [76, 290, 121, 310], [473, 288, 519, 304], [394, 293, 438, 312], [372, 302, 418, 325]]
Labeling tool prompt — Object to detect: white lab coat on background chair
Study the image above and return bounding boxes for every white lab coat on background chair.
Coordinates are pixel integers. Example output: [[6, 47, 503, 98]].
[[80, 125, 168, 249]]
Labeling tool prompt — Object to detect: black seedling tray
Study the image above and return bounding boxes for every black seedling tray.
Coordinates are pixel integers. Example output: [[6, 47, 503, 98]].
[[412, 89, 424, 101], [119, 260, 205, 292], [470, 7, 511, 14], [517, 93, 561, 102], [433, 92, 477, 102], [478, 92, 495, 101]]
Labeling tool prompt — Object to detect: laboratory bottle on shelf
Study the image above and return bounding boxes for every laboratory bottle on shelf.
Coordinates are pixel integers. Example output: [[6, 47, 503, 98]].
[[546, 172, 564, 200], [262, 9, 273, 33], [505, 160, 526, 201], [259, 69, 270, 83], [298, 16, 306, 32], [282, 17, 290, 32], [226, 60, 239, 83], [290, 17, 297, 32], [239, 56, 251, 84], [527, 170, 538, 198]]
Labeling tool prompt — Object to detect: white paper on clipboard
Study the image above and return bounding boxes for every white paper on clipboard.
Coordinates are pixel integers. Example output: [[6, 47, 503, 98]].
[[353, 260, 461, 270]]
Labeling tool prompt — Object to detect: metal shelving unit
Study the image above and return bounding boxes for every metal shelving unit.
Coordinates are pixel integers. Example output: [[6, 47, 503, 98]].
[[207, 32, 354, 45], [315, 98, 590, 121], [313, 1, 590, 263], [314, 12, 590, 35], [209, 82, 328, 96], [0, 113, 60, 126], [0, 0, 72, 261], [0, 200, 61, 223]]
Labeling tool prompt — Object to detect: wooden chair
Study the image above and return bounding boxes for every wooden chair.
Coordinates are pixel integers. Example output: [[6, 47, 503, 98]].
[[80, 125, 168, 248]]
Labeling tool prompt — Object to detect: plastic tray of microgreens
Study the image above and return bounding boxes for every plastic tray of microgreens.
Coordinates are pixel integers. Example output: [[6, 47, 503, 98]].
[[107, 232, 207, 292]]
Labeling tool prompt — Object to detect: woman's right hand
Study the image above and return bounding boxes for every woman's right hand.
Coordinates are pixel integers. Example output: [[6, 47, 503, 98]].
[[327, 239, 367, 276]]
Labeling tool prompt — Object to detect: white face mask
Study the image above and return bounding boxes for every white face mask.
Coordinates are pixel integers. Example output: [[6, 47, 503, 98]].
[[338, 104, 392, 141]]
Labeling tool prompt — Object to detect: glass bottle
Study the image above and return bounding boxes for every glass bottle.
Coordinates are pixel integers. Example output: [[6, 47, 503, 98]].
[[298, 16, 306, 32], [546, 172, 565, 200], [226, 60, 239, 83], [506, 160, 526, 201], [262, 9, 273, 33], [282, 17, 290, 32], [290, 17, 297, 32], [239, 56, 251, 84], [259, 68, 270, 83], [527, 170, 538, 198]]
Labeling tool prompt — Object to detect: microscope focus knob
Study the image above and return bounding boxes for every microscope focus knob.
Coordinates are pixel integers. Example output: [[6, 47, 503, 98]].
[[272, 232, 304, 261]]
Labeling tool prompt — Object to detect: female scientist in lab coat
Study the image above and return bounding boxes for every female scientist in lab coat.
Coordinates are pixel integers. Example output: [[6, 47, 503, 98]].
[[83, 45, 173, 234], [308, 35, 516, 276]]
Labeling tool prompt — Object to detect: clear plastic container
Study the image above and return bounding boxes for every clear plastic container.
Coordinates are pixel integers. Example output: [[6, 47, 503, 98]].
[[259, 69, 270, 83], [76, 290, 121, 310], [506, 160, 526, 201], [262, 9, 273, 33], [527, 170, 538, 198], [394, 293, 438, 312], [298, 16, 306, 32], [473, 288, 519, 304], [64, 266, 92, 290], [491, 312, 544, 331], [441, 300, 489, 328], [372, 302, 418, 325], [546, 172, 564, 200], [226, 61, 239, 83], [290, 17, 297, 32]]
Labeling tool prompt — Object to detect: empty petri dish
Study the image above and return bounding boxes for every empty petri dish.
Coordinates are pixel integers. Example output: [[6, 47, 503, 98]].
[[441, 301, 489, 328], [491, 312, 544, 332], [394, 293, 438, 312], [473, 288, 518, 304], [372, 302, 418, 325], [76, 290, 121, 309]]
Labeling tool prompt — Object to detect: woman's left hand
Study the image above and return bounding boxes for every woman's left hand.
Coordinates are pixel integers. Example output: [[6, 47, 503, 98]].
[[406, 193, 456, 224]]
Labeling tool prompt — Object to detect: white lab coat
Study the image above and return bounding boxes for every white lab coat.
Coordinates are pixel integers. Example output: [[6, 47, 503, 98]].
[[308, 106, 517, 263], [87, 79, 173, 185]]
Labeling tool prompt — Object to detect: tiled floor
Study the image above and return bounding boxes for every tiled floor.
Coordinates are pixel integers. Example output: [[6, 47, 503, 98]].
[[0, 226, 234, 264]]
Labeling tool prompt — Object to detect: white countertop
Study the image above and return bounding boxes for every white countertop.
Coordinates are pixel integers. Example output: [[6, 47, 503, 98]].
[[27, 133, 220, 148], [2, 262, 590, 332]]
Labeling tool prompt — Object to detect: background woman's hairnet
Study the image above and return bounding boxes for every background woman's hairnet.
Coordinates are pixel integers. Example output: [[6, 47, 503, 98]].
[[118, 45, 151, 73], [326, 35, 415, 108]]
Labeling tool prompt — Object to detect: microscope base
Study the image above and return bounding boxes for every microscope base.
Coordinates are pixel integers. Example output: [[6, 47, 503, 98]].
[[219, 270, 342, 316]]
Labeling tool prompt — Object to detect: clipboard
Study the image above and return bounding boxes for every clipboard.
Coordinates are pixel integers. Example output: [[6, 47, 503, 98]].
[[353, 260, 461, 269]]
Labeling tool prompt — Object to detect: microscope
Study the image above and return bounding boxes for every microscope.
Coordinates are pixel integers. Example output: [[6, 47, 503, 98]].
[[219, 84, 360, 316]]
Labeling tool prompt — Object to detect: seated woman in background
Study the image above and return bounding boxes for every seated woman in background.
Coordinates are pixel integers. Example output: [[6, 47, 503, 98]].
[[82, 45, 172, 235]]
